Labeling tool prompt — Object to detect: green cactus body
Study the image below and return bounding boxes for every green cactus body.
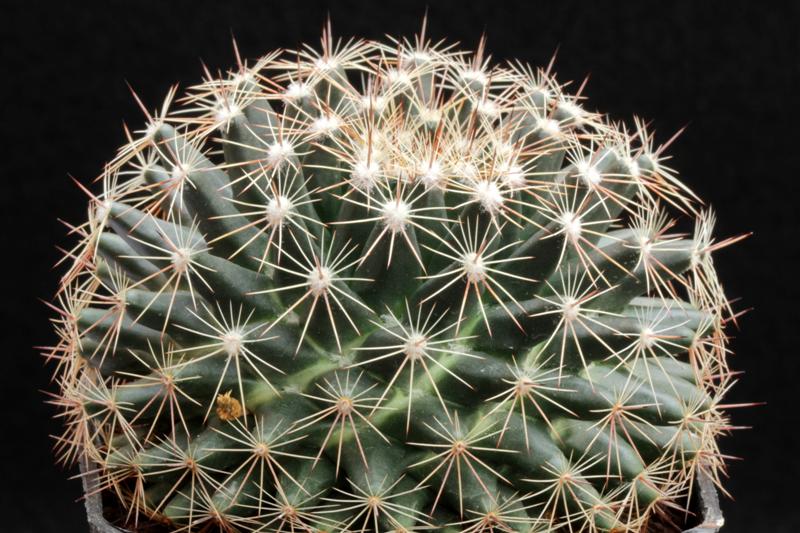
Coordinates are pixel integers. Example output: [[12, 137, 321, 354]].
[[48, 30, 735, 532]]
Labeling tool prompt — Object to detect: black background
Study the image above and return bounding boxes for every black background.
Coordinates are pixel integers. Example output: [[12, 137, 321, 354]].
[[2, 1, 798, 531]]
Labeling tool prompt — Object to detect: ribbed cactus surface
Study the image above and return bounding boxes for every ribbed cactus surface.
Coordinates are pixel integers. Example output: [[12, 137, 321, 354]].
[[47, 28, 737, 532]]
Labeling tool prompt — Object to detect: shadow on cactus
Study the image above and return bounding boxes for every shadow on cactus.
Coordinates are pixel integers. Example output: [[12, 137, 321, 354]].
[[44, 23, 746, 533]]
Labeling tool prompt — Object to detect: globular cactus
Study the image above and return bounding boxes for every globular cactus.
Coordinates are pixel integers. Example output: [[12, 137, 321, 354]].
[[46, 26, 740, 533]]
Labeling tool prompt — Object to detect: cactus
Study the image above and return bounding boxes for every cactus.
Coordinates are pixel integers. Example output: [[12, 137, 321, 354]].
[[45, 26, 740, 533]]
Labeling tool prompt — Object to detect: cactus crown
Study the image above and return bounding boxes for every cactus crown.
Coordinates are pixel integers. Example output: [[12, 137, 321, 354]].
[[47, 26, 738, 533]]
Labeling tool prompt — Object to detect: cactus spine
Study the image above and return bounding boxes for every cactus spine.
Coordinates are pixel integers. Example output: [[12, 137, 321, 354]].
[[46, 27, 738, 532]]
